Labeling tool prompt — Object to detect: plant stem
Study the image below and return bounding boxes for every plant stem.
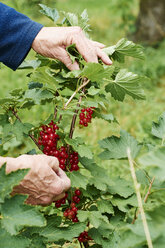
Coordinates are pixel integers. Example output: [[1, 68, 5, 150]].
[[132, 176, 155, 224], [127, 148, 153, 248], [64, 78, 89, 110], [11, 108, 42, 152]]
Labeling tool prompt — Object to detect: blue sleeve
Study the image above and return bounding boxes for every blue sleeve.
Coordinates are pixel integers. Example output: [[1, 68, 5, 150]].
[[0, 3, 43, 70]]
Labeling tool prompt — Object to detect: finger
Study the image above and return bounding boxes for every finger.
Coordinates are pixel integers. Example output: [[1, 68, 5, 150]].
[[57, 168, 71, 191], [52, 193, 65, 202], [97, 48, 113, 65], [75, 36, 98, 63], [90, 40, 105, 48], [47, 156, 60, 173], [57, 47, 80, 70]]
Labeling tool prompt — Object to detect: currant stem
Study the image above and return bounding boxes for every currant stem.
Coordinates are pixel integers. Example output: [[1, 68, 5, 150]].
[[11, 108, 42, 152]]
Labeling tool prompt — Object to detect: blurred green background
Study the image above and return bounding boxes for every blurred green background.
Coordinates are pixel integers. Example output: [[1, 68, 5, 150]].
[[0, 0, 165, 176]]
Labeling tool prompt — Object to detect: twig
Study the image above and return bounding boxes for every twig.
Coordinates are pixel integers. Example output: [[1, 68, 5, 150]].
[[54, 105, 58, 120], [127, 148, 153, 248], [11, 108, 42, 151], [64, 78, 89, 110], [132, 176, 155, 224]]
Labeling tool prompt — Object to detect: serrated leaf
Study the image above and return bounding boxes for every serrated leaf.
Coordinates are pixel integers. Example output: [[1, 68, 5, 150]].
[[79, 156, 113, 191], [0, 225, 30, 248], [19, 60, 41, 69], [23, 88, 54, 105], [110, 194, 137, 212], [105, 69, 145, 101], [139, 147, 165, 181], [1, 195, 46, 235], [89, 228, 111, 248], [152, 112, 165, 139], [33, 216, 86, 242], [39, 4, 59, 22], [77, 211, 109, 228], [97, 200, 114, 215], [81, 63, 113, 83], [88, 86, 100, 95], [109, 177, 134, 198], [77, 144, 93, 159], [99, 130, 141, 160], [0, 164, 28, 203], [28, 82, 43, 89], [31, 67, 61, 90], [69, 171, 88, 189], [103, 38, 144, 62]]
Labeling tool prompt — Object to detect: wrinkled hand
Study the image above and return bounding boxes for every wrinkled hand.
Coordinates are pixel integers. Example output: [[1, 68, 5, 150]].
[[32, 26, 112, 70], [11, 154, 71, 205]]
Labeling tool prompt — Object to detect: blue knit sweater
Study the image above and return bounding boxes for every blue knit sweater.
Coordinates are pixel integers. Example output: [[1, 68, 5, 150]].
[[0, 3, 43, 70]]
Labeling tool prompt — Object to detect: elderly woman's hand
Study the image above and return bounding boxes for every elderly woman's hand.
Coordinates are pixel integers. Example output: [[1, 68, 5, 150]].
[[1, 154, 71, 205], [32, 26, 112, 70]]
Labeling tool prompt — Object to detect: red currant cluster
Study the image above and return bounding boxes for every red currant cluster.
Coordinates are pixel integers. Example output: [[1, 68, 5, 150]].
[[79, 107, 95, 127], [63, 189, 81, 223], [38, 121, 80, 172], [69, 151, 79, 171], [78, 231, 92, 243], [38, 120, 59, 155], [55, 192, 68, 208]]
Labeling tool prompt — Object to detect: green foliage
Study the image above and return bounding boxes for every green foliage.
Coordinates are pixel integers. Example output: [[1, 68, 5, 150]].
[[0, 4, 165, 248]]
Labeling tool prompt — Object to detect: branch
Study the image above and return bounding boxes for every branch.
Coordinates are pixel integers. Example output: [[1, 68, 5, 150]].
[[132, 176, 155, 224], [64, 78, 89, 110], [11, 108, 42, 152], [127, 148, 153, 248]]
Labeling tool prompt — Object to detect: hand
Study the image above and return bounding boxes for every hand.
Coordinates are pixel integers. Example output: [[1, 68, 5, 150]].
[[32, 26, 112, 70], [10, 154, 71, 205]]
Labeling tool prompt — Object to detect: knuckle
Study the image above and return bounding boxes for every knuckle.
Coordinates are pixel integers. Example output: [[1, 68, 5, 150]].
[[73, 26, 82, 34], [40, 196, 52, 205]]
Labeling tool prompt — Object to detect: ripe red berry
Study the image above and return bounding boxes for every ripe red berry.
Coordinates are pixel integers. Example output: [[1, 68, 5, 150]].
[[79, 113, 85, 119], [81, 108, 86, 112], [63, 211, 68, 217], [71, 164, 79, 171], [68, 210, 75, 219], [70, 202, 76, 208], [72, 195, 80, 204], [78, 236, 84, 242], [84, 123, 88, 127], [72, 206, 78, 212], [53, 150, 59, 157], [55, 202, 61, 208], [75, 189, 81, 196], [59, 164, 66, 170], [72, 216, 79, 222], [60, 159, 66, 165], [47, 127, 53, 133], [61, 199, 66, 204]]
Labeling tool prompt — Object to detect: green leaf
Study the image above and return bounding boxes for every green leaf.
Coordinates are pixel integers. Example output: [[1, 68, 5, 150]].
[[88, 86, 100, 95], [0, 225, 31, 248], [105, 69, 145, 101], [77, 144, 93, 159], [68, 171, 88, 189], [31, 67, 61, 90], [152, 112, 165, 139], [39, 4, 59, 22], [0, 164, 28, 203], [23, 88, 54, 105], [79, 156, 113, 191], [103, 38, 145, 62], [33, 216, 86, 242], [19, 60, 41, 69], [1, 195, 46, 235], [81, 63, 113, 83], [110, 194, 137, 212], [28, 82, 43, 89], [77, 211, 109, 228], [97, 199, 114, 215], [109, 177, 134, 198], [99, 130, 141, 160], [139, 147, 165, 181]]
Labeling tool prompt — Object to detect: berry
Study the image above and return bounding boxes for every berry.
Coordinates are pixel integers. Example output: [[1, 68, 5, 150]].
[[72, 195, 80, 204], [68, 210, 75, 219], [72, 206, 78, 212], [61, 199, 66, 204], [70, 202, 76, 208], [55, 202, 61, 208], [75, 189, 81, 196], [72, 216, 79, 222]]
